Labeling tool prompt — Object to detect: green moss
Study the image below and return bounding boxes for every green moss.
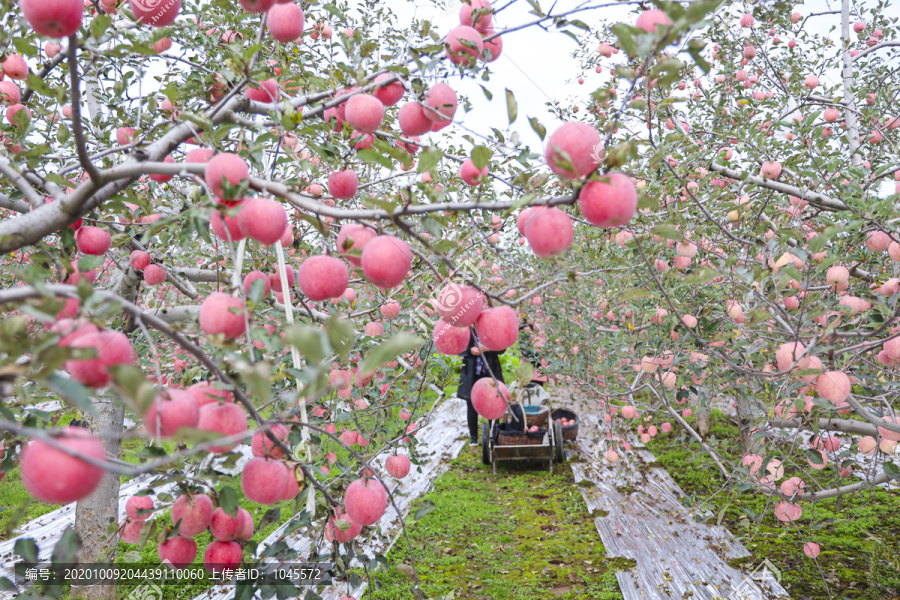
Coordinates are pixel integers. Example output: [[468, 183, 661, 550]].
[[363, 448, 628, 600], [645, 410, 900, 600], [0, 466, 62, 539]]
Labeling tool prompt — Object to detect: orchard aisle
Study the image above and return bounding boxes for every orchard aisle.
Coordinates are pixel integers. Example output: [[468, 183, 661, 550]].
[[557, 388, 790, 600]]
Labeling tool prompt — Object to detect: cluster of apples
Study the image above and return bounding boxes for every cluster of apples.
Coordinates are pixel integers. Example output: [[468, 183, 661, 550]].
[[445, 0, 503, 67], [430, 283, 518, 356], [129, 492, 257, 573], [506, 121, 640, 260], [554, 416, 575, 428], [56, 320, 135, 388], [526, 425, 541, 433]]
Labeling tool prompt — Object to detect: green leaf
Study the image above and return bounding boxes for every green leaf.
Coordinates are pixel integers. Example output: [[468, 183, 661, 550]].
[[57, 122, 71, 144], [335, 518, 352, 532], [651, 224, 681, 240], [51, 529, 80, 566], [529, 117, 546, 141], [259, 507, 281, 530], [219, 487, 240, 517], [137, 519, 156, 549], [357, 148, 393, 170], [417, 147, 443, 174], [619, 288, 652, 301], [91, 15, 112, 39], [325, 316, 356, 360], [44, 372, 95, 414], [322, 3, 345, 18], [360, 333, 423, 375], [77, 255, 106, 272], [806, 448, 824, 465], [884, 462, 900, 479], [12, 38, 38, 58], [510, 193, 538, 211], [685, 39, 711, 74], [568, 19, 591, 31], [180, 112, 213, 131], [611, 23, 638, 57], [505, 89, 517, 124], [285, 325, 325, 364], [11, 106, 30, 129], [243, 361, 273, 404], [13, 539, 38, 564], [682, 267, 718, 285], [414, 499, 436, 520], [515, 362, 533, 387], [471, 146, 492, 171], [248, 278, 267, 304], [637, 193, 657, 210], [24, 74, 53, 98]]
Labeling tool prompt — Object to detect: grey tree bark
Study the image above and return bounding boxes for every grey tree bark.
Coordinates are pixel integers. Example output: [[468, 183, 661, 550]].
[[733, 394, 758, 453], [841, 0, 863, 167], [695, 405, 711, 439], [72, 399, 125, 600]]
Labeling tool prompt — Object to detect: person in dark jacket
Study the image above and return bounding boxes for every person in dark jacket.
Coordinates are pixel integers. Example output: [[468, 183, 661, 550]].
[[457, 329, 504, 446]]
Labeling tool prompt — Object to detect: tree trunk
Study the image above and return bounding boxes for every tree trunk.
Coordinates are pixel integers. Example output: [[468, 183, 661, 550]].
[[840, 0, 863, 167], [733, 395, 758, 453], [72, 399, 124, 600], [696, 405, 710, 439]]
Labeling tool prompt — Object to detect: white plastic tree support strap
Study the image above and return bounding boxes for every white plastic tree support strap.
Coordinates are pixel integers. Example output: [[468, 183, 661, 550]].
[[231, 238, 247, 293], [274, 240, 315, 515]]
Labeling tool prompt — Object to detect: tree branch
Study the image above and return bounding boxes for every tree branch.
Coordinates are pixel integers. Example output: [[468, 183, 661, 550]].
[[770, 417, 878, 437], [0, 157, 46, 209], [67, 35, 102, 184], [852, 40, 900, 62], [709, 162, 849, 211]]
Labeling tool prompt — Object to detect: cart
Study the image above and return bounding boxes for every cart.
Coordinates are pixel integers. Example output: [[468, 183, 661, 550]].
[[481, 406, 566, 473]]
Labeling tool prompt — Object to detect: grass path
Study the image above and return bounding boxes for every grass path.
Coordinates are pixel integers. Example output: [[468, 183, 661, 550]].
[[365, 446, 630, 600]]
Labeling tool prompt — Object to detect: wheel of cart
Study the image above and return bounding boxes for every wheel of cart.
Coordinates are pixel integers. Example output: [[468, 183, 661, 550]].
[[553, 419, 566, 464], [481, 421, 491, 466]]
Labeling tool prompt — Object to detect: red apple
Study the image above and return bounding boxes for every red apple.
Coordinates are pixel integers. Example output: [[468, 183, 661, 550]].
[[474, 306, 518, 351], [158, 536, 197, 569], [197, 403, 248, 453], [267, 2, 304, 43], [344, 478, 388, 526], [385, 454, 410, 479], [21, 0, 83, 37], [297, 255, 350, 301], [203, 540, 243, 574], [199, 292, 247, 339], [20, 427, 106, 504], [344, 93, 384, 133], [235, 198, 287, 246], [471, 377, 509, 419], [171, 493, 214, 537], [524, 207, 573, 258], [578, 172, 637, 228], [361, 235, 412, 289], [65, 331, 134, 387], [144, 389, 200, 437], [241, 457, 290, 504]]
